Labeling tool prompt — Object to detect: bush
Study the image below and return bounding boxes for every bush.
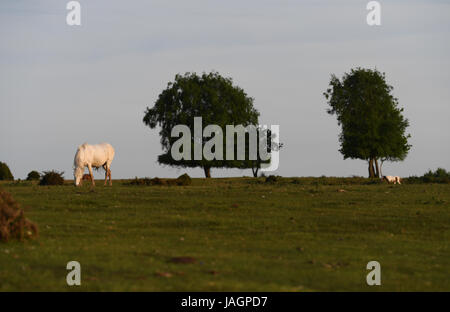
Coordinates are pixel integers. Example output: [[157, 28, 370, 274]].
[[26, 171, 40, 181], [0, 189, 38, 242], [176, 173, 192, 186], [0, 162, 14, 181], [265, 175, 280, 183], [127, 174, 192, 186], [405, 168, 450, 184], [40, 171, 65, 186], [150, 177, 165, 185], [166, 179, 178, 186], [423, 168, 450, 182], [128, 177, 152, 186], [251, 176, 383, 186], [128, 177, 166, 186]]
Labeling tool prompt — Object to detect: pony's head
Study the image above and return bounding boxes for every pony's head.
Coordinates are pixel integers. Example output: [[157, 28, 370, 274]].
[[73, 144, 86, 186], [74, 166, 84, 186]]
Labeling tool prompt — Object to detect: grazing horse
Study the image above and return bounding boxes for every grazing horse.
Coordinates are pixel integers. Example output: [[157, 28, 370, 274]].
[[73, 143, 115, 186], [382, 175, 402, 184]]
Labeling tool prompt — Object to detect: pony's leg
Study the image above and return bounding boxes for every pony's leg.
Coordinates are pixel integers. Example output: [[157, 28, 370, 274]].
[[87, 164, 95, 186], [105, 161, 112, 186], [103, 164, 108, 186]]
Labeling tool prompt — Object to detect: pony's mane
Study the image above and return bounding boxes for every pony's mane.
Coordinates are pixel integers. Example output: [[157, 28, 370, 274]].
[[74, 143, 88, 168]]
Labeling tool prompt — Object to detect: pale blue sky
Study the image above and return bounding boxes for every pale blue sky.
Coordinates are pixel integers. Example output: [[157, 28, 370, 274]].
[[1, 0, 449, 179]]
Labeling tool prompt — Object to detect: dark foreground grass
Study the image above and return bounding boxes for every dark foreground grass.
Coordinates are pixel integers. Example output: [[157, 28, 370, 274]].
[[0, 177, 449, 291]]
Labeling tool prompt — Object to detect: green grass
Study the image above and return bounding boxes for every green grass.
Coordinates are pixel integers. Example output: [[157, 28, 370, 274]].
[[0, 177, 449, 291]]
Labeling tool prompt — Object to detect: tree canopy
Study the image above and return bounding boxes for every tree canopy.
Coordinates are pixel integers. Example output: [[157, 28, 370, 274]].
[[0, 162, 14, 181], [143, 71, 262, 177], [26, 171, 41, 181], [324, 68, 411, 178]]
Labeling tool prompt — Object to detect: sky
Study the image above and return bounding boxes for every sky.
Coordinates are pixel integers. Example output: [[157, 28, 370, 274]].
[[1, 0, 449, 179]]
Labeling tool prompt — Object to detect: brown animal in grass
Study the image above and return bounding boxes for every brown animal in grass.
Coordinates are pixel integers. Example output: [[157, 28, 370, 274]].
[[82, 174, 92, 181], [79, 174, 93, 185]]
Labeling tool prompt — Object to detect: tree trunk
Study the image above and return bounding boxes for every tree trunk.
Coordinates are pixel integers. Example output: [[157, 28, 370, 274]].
[[203, 166, 211, 178], [368, 158, 375, 178], [252, 162, 259, 177], [374, 158, 380, 178]]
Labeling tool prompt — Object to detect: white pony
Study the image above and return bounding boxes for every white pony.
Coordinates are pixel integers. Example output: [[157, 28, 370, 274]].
[[73, 143, 115, 186], [382, 175, 401, 184]]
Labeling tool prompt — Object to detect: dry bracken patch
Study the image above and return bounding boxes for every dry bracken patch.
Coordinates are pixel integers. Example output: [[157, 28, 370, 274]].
[[0, 189, 38, 242]]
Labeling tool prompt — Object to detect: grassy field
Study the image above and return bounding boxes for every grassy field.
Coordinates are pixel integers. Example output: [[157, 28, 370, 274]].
[[0, 177, 449, 291]]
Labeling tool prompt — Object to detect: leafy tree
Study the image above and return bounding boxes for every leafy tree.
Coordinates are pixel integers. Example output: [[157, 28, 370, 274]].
[[143, 71, 262, 178], [0, 162, 14, 181], [26, 171, 41, 181], [324, 68, 411, 178]]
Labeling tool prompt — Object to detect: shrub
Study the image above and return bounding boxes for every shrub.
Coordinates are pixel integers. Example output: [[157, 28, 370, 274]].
[[127, 174, 191, 186], [258, 176, 382, 186], [40, 171, 65, 186], [26, 171, 41, 181], [265, 175, 280, 183], [405, 168, 450, 184], [128, 177, 166, 186], [128, 177, 152, 186], [0, 189, 38, 242], [423, 168, 450, 183], [176, 173, 192, 186], [150, 177, 166, 185], [0, 162, 14, 181], [166, 179, 178, 186]]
